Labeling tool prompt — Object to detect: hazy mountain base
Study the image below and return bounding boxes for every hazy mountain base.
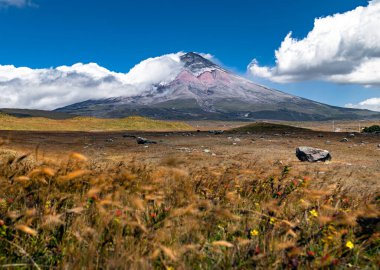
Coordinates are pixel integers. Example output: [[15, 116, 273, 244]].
[[57, 97, 380, 121], [0, 109, 75, 120]]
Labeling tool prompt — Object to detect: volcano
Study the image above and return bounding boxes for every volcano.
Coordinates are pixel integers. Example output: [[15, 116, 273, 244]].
[[56, 52, 380, 121]]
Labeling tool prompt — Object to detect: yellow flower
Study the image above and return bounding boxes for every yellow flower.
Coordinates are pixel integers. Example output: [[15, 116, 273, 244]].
[[250, 229, 259, 237], [309, 209, 318, 217], [346, 240, 354, 250], [270, 218, 276, 225], [166, 267, 174, 270], [0, 199, 6, 210], [45, 200, 51, 209]]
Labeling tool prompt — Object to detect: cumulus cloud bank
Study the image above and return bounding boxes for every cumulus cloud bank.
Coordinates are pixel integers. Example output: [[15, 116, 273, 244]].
[[248, 0, 380, 86], [346, 97, 380, 112], [0, 0, 33, 7], [0, 53, 185, 110]]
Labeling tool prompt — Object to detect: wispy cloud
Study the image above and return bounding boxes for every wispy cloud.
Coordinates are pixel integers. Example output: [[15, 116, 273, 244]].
[[346, 97, 380, 111], [0, 53, 186, 110], [0, 0, 34, 8], [248, 0, 380, 86]]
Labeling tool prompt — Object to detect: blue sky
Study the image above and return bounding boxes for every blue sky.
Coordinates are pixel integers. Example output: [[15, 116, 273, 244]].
[[0, 0, 379, 110]]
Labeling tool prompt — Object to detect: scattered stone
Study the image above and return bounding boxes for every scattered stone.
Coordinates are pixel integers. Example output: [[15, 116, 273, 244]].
[[177, 147, 192, 153], [296, 146, 332, 162], [122, 134, 136, 138], [106, 138, 114, 142], [233, 138, 241, 142], [204, 149, 211, 153], [348, 133, 355, 137], [340, 138, 349, 142], [209, 130, 224, 135], [136, 137, 157, 145], [325, 140, 331, 144]]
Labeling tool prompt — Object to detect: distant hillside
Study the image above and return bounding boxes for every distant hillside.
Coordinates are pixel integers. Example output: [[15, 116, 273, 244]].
[[0, 108, 76, 119], [228, 122, 310, 133], [0, 114, 192, 131]]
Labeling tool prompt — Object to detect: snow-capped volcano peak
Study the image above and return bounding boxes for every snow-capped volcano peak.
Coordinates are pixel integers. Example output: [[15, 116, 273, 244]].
[[56, 52, 380, 121], [180, 52, 223, 76]]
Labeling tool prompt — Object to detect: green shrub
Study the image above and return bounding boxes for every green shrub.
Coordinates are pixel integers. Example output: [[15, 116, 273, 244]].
[[362, 125, 380, 133]]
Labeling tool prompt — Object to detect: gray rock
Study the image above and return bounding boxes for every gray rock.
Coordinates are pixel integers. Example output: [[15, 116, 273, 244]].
[[296, 147, 332, 162], [340, 138, 349, 142], [136, 137, 157, 145], [348, 133, 355, 137], [209, 130, 224, 135]]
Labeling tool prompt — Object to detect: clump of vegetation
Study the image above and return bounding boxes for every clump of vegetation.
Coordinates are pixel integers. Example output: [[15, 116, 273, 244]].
[[362, 125, 380, 133], [0, 150, 379, 269], [229, 122, 309, 134]]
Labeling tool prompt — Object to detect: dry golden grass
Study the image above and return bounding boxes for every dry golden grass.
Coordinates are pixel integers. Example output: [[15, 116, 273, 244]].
[[0, 120, 379, 269], [0, 146, 379, 269]]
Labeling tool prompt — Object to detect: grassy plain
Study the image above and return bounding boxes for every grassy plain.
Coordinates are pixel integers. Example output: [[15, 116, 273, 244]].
[[0, 114, 192, 131], [0, 119, 379, 269]]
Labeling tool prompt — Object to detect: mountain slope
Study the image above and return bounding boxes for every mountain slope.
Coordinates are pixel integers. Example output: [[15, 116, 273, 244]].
[[56, 52, 380, 121]]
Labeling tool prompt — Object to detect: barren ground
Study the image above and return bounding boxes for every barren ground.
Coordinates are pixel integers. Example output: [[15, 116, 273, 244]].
[[1, 123, 379, 196]]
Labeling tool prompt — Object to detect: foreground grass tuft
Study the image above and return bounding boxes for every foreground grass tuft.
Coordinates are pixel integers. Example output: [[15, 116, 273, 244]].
[[0, 150, 379, 269]]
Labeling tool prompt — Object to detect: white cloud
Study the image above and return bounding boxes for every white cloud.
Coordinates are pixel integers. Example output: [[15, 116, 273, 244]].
[[0, 0, 34, 8], [0, 53, 185, 110], [346, 97, 380, 111], [248, 0, 380, 86]]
